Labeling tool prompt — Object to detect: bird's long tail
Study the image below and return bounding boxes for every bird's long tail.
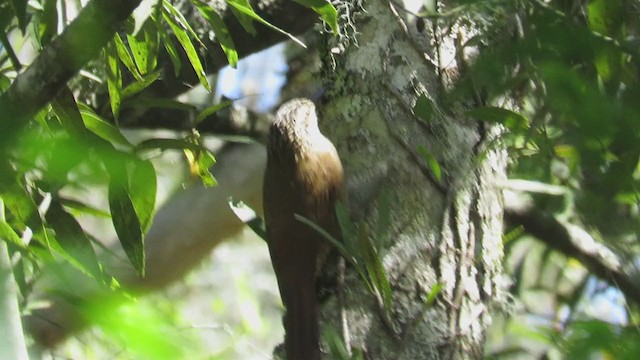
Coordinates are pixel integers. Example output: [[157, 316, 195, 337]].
[[282, 276, 321, 360]]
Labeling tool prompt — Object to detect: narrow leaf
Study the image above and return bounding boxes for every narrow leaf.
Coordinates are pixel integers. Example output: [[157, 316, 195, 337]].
[[425, 283, 442, 306], [160, 28, 182, 76], [113, 33, 142, 80], [226, 0, 307, 48], [163, 9, 211, 91], [108, 178, 145, 277], [465, 106, 528, 132], [163, 0, 204, 45], [51, 86, 89, 137], [127, 32, 149, 75], [416, 145, 442, 182], [46, 201, 102, 278], [195, 4, 238, 67], [295, 214, 351, 261], [121, 71, 162, 99], [60, 198, 111, 218], [39, 0, 57, 46], [77, 104, 132, 148], [228, 199, 267, 241], [196, 150, 217, 186], [225, 0, 257, 35], [358, 223, 392, 311], [9, 0, 28, 32], [104, 44, 122, 119], [128, 159, 156, 233], [194, 100, 233, 124], [0, 221, 27, 250], [142, 20, 159, 72], [0, 74, 10, 91], [335, 201, 355, 242], [293, 0, 338, 35]]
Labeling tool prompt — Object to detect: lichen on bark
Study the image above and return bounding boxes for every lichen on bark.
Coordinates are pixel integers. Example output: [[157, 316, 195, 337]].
[[316, 0, 509, 358]]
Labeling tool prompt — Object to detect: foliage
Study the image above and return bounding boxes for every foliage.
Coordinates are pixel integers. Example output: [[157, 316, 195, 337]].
[[0, 0, 337, 355], [432, 0, 640, 357], [454, 0, 640, 243], [2, 0, 639, 357]]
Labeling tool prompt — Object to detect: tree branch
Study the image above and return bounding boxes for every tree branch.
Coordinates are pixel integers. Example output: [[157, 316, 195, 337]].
[[0, 0, 143, 152], [0, 0, 317, 151], [503, 192, 640, 305]]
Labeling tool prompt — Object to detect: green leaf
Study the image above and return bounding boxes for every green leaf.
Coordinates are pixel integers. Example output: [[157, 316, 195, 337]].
[[142, 19, 159, 72], [194, 100, 232, 124], [127, 32, 150, 76], [413, 95, 435, 123], [38, 0, 57, 46], [295, 213, 374, 294], [293, 0, 338, 35], [113, 33, 142, 80], [46, 200, 102, 278], [0, 74, 10, 91], [160, 28, 182, 76], [358, 223, 392, 311], [128, 159, 156, 233], [416, 145, 442, 182], [225, 0, 257, 35], [294, 214, 350, 260], [226, 0, 307, 48], [586, 0, 622, 36], [195, 150, 217, 187], [109, 175, 145, 277], [425, 283, 442, 306], [51, 86, 89, 137], [163, 0, 204, 45], [0, 179, 36, 225], [195, 4, 238, 68], [465, 106, 528, 132], [0, 221, 27, 250], [323, 327, 351, 360], [121, 71, 162, 99], [60, 198, 111, 219], [104, 44, 123, 119], [78, 104, 133, 148], [9, 0, 28, 32], [163, 6, 211, 92], [228, 199, 266, 241], [335, 201, 355, 242]]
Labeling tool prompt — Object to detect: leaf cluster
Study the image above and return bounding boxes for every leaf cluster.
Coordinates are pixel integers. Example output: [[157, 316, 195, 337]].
[[0, 0, 336, 306]]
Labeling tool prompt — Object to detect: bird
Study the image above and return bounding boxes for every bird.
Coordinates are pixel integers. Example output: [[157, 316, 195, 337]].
[[263, 98, 345, 359]]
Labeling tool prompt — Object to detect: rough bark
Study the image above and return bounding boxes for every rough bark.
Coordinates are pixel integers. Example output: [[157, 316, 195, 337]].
[[315, 1, 507, 358]]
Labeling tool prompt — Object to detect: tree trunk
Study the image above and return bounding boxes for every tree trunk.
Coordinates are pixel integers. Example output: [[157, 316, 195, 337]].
[[316, 1, 507, 358]]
